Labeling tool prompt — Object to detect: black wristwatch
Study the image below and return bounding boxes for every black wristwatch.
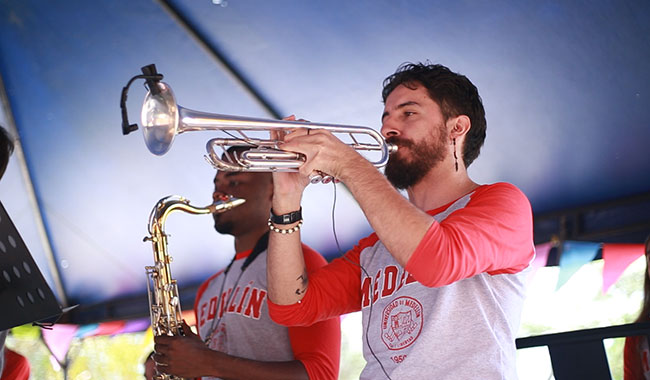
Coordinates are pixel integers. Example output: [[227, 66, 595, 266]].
[[270, 207, 302, 224]]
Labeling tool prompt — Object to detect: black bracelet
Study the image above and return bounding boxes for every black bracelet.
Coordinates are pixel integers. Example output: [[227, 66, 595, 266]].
[[270, 207, 302, 225]]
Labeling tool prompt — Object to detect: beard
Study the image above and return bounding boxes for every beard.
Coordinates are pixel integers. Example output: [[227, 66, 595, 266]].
[[384, 132, 447, 190], [213, 214, 234, 235]]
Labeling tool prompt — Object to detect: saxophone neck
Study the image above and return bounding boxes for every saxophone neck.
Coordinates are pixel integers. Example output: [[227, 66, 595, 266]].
[[147, 195, 245, 235]]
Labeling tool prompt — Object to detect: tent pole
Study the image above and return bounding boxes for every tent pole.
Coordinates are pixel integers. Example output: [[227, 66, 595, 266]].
[[0, 71, 68, 307]]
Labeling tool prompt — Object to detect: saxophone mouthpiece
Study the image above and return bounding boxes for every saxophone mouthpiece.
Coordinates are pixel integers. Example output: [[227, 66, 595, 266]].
[[210, 195, 246, 213]]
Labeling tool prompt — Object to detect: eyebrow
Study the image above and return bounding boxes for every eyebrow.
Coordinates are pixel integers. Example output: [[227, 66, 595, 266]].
[[382, 101, 420, 121], [214, 171, 242, 184]]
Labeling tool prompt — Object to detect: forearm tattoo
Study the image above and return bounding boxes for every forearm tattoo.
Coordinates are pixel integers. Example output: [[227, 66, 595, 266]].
[[295, 271, 308, 296]]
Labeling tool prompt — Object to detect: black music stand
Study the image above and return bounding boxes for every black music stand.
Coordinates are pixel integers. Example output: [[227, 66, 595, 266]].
[[0, 201, 64, 330]]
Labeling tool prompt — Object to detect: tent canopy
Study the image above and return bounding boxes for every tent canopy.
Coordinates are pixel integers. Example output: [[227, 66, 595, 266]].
[[0, 0, 648, 324]]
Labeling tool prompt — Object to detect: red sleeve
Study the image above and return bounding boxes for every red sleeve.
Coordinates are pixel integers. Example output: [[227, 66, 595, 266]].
[[268, 236, 374, 327], [288, 318, 341, 380], [624, 335, 643, 380], [194, 270, 224, 334], [1, 349, 30, 380], [405, 182, 534, 287], [286, 244, 341, 380]]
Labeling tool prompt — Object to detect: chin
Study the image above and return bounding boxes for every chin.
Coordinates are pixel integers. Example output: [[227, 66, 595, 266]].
[[214, 221, 234, 235]]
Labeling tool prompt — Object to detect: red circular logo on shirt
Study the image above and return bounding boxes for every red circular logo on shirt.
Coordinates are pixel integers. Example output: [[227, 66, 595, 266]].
[[380, 296, 423, 350]]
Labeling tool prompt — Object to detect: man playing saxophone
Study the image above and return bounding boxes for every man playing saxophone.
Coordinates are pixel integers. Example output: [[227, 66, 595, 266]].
[[153, 147, 341, 380]]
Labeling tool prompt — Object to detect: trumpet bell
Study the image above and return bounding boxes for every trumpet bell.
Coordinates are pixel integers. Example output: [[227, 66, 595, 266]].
[[140, 82, 179, 156]]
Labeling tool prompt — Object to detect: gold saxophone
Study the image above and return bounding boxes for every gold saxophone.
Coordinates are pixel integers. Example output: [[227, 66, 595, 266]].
[[144, 195, 245, 380]]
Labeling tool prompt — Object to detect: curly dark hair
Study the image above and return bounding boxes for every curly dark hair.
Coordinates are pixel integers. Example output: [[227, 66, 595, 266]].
[[381, 62, 487, 168], [0, 126, 14, 179]]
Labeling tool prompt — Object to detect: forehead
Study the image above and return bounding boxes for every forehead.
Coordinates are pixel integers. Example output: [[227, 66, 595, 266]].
[[215, 170, 243, 180], [214, 170, 269, 183], [384, 83, 436, 109]]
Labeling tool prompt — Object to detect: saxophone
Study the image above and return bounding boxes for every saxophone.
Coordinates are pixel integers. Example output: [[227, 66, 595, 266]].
[[144, 195, 245, 380]]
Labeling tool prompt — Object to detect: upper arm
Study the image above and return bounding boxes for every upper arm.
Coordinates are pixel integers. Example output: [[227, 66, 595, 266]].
[[405, 183, 534, 287], [288, 317, 341, 380]]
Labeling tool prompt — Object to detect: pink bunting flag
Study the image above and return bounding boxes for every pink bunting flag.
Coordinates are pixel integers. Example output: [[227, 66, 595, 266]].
[[41, 323, 78, 363], [93, 320, 127, 336], [602, 243, 645, 294], [527, 242, 552, 283]]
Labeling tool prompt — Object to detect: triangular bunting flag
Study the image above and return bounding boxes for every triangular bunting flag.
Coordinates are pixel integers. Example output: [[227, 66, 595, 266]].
[[602, 243, 645, 294], [75, 323, 99, 338], [41, 323, 78, 363], [92, 320, 127, 336], [556, 241, 601, 290]]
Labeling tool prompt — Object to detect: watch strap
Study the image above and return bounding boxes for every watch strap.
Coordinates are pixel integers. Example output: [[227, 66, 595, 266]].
[[270, 207, 302, 225]]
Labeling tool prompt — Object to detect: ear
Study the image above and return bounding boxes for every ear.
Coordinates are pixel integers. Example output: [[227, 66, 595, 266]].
[[448, 115, 471, 139]]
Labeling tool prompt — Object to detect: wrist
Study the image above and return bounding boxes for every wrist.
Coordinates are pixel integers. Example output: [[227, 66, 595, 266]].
[[204, 349, 228, 377], [337, 153, 372, 183], [270, 207, 302, 224], [272, 195, 302, 215]]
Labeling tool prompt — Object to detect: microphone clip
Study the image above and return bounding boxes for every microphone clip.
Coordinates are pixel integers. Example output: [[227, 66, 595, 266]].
[[120, 64, 164, 135]]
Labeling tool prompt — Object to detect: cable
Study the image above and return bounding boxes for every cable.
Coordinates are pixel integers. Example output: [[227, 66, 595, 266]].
[[330, 181, 393, 380], [204, 233, 268, 345]]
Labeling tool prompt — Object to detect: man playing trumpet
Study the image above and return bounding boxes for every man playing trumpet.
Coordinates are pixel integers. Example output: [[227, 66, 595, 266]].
[[266, 62, 534, 379]]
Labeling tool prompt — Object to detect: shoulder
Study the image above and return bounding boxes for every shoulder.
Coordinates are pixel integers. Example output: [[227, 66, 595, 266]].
[[195, 270, 223, 301], [355, 233, 380, 251], [474, 182, 526, 197], [470, 182, 531, 208]]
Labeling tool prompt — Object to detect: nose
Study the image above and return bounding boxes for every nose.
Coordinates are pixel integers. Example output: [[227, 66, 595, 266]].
[[212, 189, 227, 202], [381, 120, 400, 140], [213, 174, 227, 201]]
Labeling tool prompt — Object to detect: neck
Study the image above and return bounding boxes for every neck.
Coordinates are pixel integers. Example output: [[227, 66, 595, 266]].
[[406, 161, 479, 211], [233, 224, 269, 253]]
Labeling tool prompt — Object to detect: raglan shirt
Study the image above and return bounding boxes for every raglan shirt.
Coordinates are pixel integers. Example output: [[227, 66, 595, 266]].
[[194, 244, 340, 380], [268, 182, 535, 380]]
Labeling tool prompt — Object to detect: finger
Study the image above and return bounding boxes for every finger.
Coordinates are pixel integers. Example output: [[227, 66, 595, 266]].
[[270, 129, 283, 141], [153, 343, 168, 354], [180, 320, 194, 336], [282, 128, 315, 144], [154, 335, 172, 344], [153, 353, 167, 366]]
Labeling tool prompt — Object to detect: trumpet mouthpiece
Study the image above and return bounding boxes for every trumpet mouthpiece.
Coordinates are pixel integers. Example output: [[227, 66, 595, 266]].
[[387, 143, 398, 154]]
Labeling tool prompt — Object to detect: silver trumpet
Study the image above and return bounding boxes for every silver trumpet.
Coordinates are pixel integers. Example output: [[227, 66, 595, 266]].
[[135, 76, 396, 183]]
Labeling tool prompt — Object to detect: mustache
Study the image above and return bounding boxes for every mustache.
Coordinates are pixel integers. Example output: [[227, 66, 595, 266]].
[[386, 136, 415, 149]]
